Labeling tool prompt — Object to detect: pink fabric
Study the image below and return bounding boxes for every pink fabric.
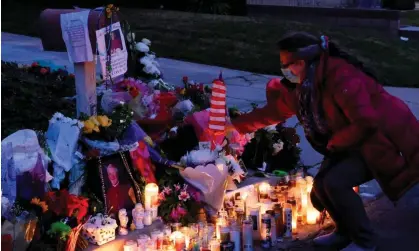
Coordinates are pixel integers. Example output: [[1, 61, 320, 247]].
[[185, 110, 247, 152], [130, 141, 157, 184]]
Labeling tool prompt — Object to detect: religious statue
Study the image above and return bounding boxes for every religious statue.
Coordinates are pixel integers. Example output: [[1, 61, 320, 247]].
[[132, 203, 144, 230], [118, 208, 129, 235]]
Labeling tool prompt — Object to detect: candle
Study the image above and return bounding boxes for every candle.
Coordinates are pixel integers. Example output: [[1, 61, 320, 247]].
[[171, 231, 185, 251], [284, 207, 293, 239], [230, 224, 241, 251], [123, 240, 137, 251], [209, 238, 220, 251], [151, 206, 159, 220], [219, 226, 230, 242], [242, 216, 254, 250], [143, 210, 152, 226], [145, 183, 159, 210], [241, 192, 248, 216], [181, 227, 190, 248], [151, 230, 163, 250], [216, 215, 226, 240], [137, 234, 151, 250], [258, 182, 270, 202], [249, 206, 261, 240], [306, 207, 320, 225]]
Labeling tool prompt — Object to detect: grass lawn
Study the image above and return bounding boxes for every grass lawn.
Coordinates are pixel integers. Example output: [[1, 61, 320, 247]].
[[3, 4, 419, 87]]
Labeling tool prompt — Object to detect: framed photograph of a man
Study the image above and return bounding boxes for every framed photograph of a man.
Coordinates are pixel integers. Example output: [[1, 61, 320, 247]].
[[86, 152, 140, 216]]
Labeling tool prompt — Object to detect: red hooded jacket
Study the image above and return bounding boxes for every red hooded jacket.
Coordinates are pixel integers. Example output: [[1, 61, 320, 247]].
[[232, 55, 419, 201]]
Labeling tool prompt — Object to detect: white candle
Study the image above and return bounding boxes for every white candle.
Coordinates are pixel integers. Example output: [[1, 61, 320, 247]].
[[123, 240, 137, 251], [170, 231, 185, 251], [258, 182, 270, 202], [145, 183, 159, 210], [306, 207, 320, 225], [144, 210, 152, 226]]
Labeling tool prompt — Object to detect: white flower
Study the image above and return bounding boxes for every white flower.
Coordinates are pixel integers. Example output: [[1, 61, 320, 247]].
[[135, 42, 150, 53], [143, 64, 161, 76], [119, 101, 125, 105], [141, 38, 151, 46], [272, 142, 284, 156], [120, 120, 125, 123], [147, 54, 156, 60], [265, 125, 277, 132], [127, 33, 135, 43], [140, 56, 152, 66]]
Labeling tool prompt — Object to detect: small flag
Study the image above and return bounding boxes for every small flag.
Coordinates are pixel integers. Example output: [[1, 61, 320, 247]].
[[209, 78, 226, 132]]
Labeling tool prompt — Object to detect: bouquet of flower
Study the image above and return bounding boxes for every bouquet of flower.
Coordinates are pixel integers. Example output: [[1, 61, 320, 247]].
[[176, 76, 211, 111], [80, 103, 133, 142], [240, 121, 301, 173], [158, 182, 202, 225]]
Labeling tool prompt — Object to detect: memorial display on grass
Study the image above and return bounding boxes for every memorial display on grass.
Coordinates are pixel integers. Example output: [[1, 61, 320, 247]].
[[0, 4, 328, 251]]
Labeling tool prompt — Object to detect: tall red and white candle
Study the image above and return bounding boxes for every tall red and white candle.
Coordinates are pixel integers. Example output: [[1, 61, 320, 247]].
[[209, 79, 227, 132]]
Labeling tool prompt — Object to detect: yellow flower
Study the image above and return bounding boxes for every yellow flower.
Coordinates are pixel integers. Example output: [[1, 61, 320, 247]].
[[83, 120, 100, 134], [106, 8, 110, 13], [180, 88, 186, 95], [144, 136, 154, 146], [97, 115, 112, 127], [108, 4, 114, 8], [30, 197, 41, 205]]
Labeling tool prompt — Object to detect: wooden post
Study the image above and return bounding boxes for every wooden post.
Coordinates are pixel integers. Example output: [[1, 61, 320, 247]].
[[74, 61, 97, 117]]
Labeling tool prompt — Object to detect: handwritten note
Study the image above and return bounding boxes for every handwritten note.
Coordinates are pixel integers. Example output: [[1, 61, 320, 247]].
[[96, 22, 128, 80], [60, 11, 93, 63]]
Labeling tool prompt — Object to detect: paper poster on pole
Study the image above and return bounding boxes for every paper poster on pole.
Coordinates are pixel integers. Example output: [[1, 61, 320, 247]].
[[60, 10, 94, 63], [96, 22, 128, 80]]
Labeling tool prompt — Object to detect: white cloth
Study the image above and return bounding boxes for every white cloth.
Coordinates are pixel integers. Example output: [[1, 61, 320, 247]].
[[180, 158, 229, 212], [1, 129, 50, 175], [46, 114, 81, 172]]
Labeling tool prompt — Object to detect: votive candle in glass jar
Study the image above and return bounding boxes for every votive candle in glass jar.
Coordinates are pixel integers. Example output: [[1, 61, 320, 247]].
[[123, 240, 137, 251], [258, 182, 270, 203], [219, 226, 230, 242], [144, 210, 152, 226], [249, 206, 261, 240], [171, 223, 182, 232], [209, 238, 220, 251], [171, 231, 185, 251], [138, 234, 151, 250], [242, 216, 254, 251], [151, 230, 163, 250]]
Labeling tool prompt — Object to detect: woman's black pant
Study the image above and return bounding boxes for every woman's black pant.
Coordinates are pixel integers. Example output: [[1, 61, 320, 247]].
[[310, 153, 376, 248]]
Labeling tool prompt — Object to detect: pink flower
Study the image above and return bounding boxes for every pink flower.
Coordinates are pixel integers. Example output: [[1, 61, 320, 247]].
[[174, 184, 181, 192], [163, 186, 172, 195], [182, 184, 188, 191], [178, 190, 190, 202], [158, 192, 166, 202], [187, 186, 201, 202], [170, 208, 180, 222], [176, 205, 187, 217]]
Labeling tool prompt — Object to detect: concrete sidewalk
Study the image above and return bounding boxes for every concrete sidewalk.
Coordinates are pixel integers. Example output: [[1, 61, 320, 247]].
[[2, 32, 419, 199]]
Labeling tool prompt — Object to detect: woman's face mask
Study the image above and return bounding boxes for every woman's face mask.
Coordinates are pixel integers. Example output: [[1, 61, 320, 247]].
[[281, 68, 300, 83], [279, 51, 306, 84]]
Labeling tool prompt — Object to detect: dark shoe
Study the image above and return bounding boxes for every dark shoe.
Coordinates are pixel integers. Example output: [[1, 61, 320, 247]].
[[313, 231, 351, 247], [340, 242, 377, 251]]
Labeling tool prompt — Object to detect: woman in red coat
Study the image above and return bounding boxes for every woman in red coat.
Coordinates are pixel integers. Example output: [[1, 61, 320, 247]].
[[231, 32, 419, 251]]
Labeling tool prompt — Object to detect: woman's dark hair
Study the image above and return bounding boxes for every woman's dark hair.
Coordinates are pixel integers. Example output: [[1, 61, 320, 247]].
[[277, 31, 380, 83]]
